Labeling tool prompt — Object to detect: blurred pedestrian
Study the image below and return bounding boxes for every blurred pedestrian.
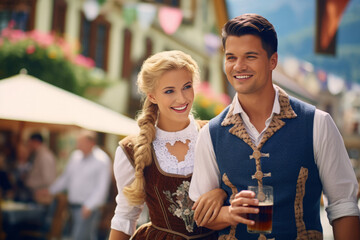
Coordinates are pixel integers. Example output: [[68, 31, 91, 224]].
[[0, 154, 13, 199], [12, 142, 32, 202], [40, 129, 112, 240], [25, 132, 56, 202]]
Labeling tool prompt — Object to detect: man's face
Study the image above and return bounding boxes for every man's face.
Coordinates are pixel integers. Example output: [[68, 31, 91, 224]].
[[28, 140, 39, 152], [224, 35, 277, 97], [76, 136, 93, 155]]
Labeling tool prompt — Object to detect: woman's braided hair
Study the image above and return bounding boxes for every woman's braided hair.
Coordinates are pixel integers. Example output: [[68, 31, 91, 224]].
[[123, 50, 200, 205]]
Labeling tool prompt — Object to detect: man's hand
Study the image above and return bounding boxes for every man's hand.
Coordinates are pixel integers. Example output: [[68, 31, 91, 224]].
[[34, 188, 53, 205], [82, 206, 92, 219], [196, 190, 260, 230], [227, 190, 259, 226]]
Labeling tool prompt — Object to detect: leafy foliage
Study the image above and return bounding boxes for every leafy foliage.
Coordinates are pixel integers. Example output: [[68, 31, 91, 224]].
[[0, 25, 97, 95], [192, 82, 231, 120]]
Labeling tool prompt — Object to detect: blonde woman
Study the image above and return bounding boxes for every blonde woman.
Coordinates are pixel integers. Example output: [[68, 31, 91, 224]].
[[109, 50, 225, 240]]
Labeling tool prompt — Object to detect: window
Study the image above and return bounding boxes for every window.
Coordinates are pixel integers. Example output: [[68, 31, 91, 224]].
[[121, 28, 132, 79], [52, 0, 67, 35], [144, 37, 153, 59], [127, 37, 154, 118], [80, 14, 110, 71], [0, 0, 37, 32], [142, 0, 180, 7], [80, 17, 91, 57]]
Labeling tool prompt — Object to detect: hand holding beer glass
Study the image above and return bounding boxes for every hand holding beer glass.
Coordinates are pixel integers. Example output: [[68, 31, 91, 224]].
[[246, 185, 273, 234]]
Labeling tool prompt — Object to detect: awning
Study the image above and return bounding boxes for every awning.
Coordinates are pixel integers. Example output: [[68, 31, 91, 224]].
[[0, 73, 139, 136]]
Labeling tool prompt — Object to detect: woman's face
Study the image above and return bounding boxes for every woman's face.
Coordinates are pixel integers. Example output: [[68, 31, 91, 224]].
[[148, 68, 194, 131]]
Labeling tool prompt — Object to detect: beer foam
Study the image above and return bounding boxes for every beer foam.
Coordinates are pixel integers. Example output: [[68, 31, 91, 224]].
[[258, 202, 273, 206]]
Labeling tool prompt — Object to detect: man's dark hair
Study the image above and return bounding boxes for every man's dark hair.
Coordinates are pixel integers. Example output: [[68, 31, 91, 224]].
[[222, 13, 278, 58], [30, 133, 43, 143]]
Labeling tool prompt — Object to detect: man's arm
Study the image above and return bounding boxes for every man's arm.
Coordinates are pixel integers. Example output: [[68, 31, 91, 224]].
[[189, 124, 221, 201], [332, 216, 360, 240], [49, 153, 74, 195], [314, 110, 360, 233], [190, 123, 259, 230]]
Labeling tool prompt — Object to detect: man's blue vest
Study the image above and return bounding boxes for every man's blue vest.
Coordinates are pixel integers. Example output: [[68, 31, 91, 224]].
[[209, 96, 323, 240]]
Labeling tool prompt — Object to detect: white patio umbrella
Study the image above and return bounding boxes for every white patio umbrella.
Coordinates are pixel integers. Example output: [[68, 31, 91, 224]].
[[0, 73, 139, 136]]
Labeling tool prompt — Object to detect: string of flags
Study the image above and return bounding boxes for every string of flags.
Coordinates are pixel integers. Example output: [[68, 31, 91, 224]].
[[82, 1, 183, 35], [82, 1, 221, 56], [122, 2, 183, 35]]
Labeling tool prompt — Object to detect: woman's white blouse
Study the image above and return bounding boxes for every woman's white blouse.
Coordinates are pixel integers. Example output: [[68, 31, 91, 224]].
[[110, 117, 199, 235]]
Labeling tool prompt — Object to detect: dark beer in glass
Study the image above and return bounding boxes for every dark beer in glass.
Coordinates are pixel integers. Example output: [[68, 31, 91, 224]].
[[247, 202, 273, 233], [247, 185, 273, 234]]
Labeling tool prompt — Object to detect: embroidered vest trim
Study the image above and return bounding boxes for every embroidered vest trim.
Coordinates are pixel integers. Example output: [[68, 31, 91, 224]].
[[209, 86, 322, 240]]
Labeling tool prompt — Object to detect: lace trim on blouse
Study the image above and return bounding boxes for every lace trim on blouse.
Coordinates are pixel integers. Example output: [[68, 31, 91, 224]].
[[153, 117, 198, 176]]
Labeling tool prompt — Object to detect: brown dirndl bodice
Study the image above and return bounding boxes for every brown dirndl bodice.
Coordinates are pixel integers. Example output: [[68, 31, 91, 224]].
[[120, 120, 217, 240], [131, 151, 217, 240]]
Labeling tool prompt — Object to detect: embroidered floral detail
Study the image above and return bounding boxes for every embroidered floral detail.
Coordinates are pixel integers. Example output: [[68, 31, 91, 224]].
[[163, 181, 195, 232]]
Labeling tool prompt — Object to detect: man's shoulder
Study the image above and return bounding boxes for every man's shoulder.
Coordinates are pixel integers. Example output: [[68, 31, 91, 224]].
[[289, 95, 316, 110], [93, 147, 111, 164], [37, 145, 56, 161]]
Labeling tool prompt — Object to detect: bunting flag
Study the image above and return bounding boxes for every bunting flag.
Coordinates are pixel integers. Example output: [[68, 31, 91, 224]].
[[122, 3, 137, 26], [327, 73, 345, 95], [204, 33, 221, 56], [315, 0, 350, 55], [158, 7, 183, 35], [136, 3, 157, 30]]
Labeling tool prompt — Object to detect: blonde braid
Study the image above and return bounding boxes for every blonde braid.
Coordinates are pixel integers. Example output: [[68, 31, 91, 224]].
[[123, 98, 158, 205], [122, 50, 199, 206]]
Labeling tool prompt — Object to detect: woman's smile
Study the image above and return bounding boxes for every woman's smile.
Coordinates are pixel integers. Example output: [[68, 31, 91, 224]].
[[171, 103, 188, 113]]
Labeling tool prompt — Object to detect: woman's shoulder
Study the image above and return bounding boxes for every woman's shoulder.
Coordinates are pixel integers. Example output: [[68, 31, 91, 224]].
[[119, 134, 137, 147], [118, 135, 137, 166]]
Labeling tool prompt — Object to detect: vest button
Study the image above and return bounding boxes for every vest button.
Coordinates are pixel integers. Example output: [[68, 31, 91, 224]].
[[258, 234, 266, 240], [254, 171, 263, 180], [252, 150, 261, 159]]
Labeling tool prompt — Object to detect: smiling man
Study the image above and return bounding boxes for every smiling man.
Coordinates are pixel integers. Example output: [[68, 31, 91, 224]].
[[189, 13, 360, 240]]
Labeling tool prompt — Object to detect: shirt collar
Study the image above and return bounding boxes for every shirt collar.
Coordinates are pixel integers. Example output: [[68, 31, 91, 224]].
[[232, 84, 280, 117], [154, 115, 197, 145]]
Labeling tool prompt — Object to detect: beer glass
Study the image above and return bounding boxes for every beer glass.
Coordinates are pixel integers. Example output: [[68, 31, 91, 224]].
[[247, 185, 273, 234]]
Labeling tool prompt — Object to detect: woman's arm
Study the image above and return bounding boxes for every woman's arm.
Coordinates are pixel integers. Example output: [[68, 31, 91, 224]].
[[192, 188, 227, 226], [108, 229, 131, 240], [110, 146, 144, 237]]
